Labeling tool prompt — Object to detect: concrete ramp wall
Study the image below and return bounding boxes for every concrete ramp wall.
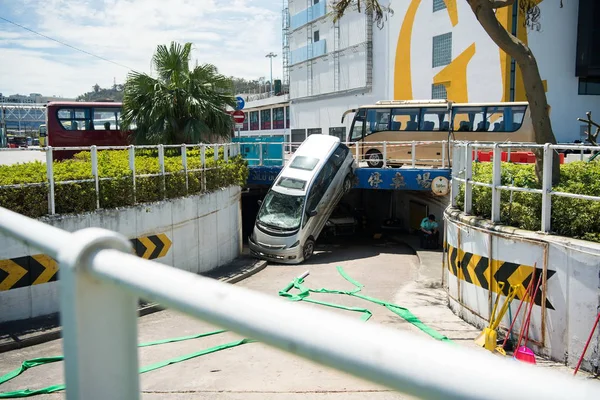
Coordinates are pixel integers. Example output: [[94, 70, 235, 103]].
[[0, 186, 242, 323]]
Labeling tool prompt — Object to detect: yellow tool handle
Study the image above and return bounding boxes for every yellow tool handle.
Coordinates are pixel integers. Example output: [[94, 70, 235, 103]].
[[491, 285, 520, 331], [489, 282, 505, 328]]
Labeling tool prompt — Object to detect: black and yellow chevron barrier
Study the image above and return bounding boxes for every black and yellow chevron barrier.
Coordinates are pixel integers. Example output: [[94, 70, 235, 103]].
[[0, 233, 172, 291], [446, 244, 555, 310]]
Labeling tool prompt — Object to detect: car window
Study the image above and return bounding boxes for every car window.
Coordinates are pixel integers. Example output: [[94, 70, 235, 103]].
[[290, 156, 319, 171], [277, 177, 306, 190]]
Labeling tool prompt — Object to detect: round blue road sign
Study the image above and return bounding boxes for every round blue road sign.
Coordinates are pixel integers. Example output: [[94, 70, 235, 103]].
[[235, 96, 245, 110]]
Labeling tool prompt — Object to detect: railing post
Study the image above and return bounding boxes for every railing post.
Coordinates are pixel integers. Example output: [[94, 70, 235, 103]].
[[182, 144, 188, 194], [58, 228, 140, 400], [411, 140, 416, 168], [464, 143, 473, 215], [224, 143, 229, 162], [158, 144, 165, 199], [491, 143, 502, 223], [282, 141, 286, 166], [91, 145, 100, 210], [355, 141, 360, 162], [441, 141, 446, 168], [259, 142, 264, 166], [128, 145, 136, 204], [46, 146, 55, 215], [541, 143, 553, 233], [201, 145, 206, 192], [451, 143, 460, 207], [214, 144, 218, 161], [383, 141, 387, 168]]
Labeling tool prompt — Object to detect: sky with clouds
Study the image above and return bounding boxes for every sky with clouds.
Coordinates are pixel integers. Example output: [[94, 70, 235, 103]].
[[0, 0, 283, 98]]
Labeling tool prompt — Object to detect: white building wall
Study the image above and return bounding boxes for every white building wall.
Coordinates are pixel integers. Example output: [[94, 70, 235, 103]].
[[286, 0, 600, 143], [529, 1, 600, 142]]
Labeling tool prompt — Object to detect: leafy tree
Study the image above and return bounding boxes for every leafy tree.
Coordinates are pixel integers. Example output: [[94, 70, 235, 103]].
[[331, 0, 561, 183], [121, 41, 236, 145]]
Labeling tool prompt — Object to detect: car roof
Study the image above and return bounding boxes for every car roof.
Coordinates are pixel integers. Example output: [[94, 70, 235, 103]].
[[272, 134, 341, 196]]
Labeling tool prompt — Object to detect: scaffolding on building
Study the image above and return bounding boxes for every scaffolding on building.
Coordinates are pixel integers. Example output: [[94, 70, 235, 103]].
[[306, 0, 314, 97], [282, 0, 291, 88]]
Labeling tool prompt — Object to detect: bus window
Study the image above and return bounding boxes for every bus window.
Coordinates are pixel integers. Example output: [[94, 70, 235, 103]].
[[420, 107, 449, 131], [486, 105, 526, 132], [57, 108, 92, 131], [93, 107, 121, 130], [452, 106, 486, 132], [349, 109, 366, 141], [391, 108, 420, 131], [365, 108, 391, 135]]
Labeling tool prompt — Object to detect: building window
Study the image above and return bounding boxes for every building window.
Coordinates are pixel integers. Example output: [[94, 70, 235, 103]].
[[433, 0, 447, 12], [329, 127, 347, 141], [307, 128, 322, 135], [314, 30, 320, 42], [432, 32, 452, 68], [285, 106, 290, 128], [273, 107, 285, 129], [314, 0, 319, 4], [579, 77, 600, 95], [261, 109, 272, 130], [431, 83, 448, 99], [250, 111, 259, 130], [291, 128, 306, 143]]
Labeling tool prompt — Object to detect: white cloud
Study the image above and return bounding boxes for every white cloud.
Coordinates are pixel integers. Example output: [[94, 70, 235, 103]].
[[0, 0, 283, 97]]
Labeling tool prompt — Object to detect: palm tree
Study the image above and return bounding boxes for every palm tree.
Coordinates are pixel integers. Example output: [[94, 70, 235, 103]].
[[121, 42, 236, 145]]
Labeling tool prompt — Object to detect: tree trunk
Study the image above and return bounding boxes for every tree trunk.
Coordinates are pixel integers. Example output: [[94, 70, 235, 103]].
[[466, 0, 560, 184]]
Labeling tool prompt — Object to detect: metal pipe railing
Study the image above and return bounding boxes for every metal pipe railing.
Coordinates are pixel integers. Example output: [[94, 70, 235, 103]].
[[0, 205, 598, 400], [451, 141, 600, 233], [0, 143, 235, 215]]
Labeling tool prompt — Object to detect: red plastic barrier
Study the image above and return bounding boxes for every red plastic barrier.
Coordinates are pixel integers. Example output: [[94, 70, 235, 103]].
[[472, 151, 564, 164]]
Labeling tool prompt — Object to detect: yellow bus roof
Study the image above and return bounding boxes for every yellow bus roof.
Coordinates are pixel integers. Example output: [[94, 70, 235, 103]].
[[358, 100, 529, 109]]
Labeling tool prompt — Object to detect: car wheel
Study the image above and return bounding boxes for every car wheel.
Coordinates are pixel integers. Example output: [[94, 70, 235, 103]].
[[343, 173, 353, 193], [366, 150, 384, 168], [303, 238, 315, 261]]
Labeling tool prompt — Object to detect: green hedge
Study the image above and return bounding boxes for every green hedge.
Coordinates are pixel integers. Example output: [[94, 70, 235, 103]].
[[0, 148, 249, 219], [455, 161, 600, 243]]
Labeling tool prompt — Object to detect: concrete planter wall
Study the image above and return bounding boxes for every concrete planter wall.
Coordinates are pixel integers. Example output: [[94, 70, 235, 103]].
[[0, 186, 242, 324], [444, 207, 600, 373]]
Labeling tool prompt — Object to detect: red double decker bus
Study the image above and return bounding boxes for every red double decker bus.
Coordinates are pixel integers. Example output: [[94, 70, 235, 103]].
[[42, 101, 132, 159]]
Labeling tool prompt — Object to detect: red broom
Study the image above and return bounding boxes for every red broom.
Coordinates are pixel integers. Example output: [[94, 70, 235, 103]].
[[499, 267, 536, 352], [514, 273, 543, 364], [573, 311, 600, 376]]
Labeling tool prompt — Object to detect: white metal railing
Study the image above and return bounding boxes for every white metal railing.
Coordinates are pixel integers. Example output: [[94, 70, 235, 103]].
[[0, 143, 241, 215], [236, 140, 451, 168], [0, 206, 598, 399], [450, 141, 600, 233]]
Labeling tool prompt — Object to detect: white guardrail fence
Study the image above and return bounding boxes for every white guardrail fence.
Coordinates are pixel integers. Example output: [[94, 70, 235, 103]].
[[0, 206, 599, 399], [0, 143, 242, 215], [451, 141, 600, 233], [241, 140, 451, 168]]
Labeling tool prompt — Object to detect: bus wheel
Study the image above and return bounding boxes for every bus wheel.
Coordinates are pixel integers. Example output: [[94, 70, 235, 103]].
[[303, 238, 315, 261], [366, 150, 383, 168]]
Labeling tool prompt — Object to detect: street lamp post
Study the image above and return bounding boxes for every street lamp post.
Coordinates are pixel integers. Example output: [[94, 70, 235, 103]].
[[265, 52, 277, 96]]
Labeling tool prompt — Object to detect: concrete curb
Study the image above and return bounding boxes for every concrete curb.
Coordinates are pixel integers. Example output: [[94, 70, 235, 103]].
[[0, 258, 268, 354]]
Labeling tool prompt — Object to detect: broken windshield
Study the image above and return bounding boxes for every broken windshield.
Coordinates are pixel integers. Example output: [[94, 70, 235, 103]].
[[257, 190, 305, 230]]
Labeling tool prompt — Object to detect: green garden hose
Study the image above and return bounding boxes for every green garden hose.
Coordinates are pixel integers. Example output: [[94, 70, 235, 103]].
[[1, 266, 450, 398]]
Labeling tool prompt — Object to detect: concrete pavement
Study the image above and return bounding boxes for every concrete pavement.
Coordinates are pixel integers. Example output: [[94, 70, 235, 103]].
[[0, 236, 597, 399]]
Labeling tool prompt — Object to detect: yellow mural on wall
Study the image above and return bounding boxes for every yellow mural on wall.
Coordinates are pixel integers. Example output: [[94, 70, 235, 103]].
[[433, 43, 476, 103], [443, 0, 458, 27], [393, 0, 421, 100], [393, 0, 547, 103]]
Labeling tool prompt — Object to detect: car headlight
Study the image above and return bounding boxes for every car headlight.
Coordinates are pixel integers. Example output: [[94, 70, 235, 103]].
[[289, 240, 300, 248], [250, 231, 256, 242]]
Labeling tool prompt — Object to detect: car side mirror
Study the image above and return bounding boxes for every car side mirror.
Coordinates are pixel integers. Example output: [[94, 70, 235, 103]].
[[257, 200, 262, 206], [309, 209, 318, 217]]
